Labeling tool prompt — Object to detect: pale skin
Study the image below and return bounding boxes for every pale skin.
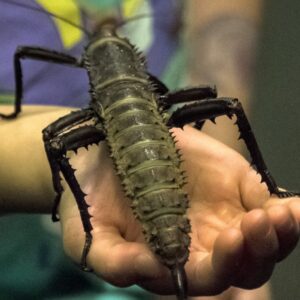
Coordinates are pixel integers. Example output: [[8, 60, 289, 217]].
[[182, 2, 275, 297], [184, 0, 263, 154], [0, 105, 299, 299]]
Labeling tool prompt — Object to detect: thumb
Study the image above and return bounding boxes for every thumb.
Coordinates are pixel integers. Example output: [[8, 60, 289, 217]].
[[89, 228, 165, 287]]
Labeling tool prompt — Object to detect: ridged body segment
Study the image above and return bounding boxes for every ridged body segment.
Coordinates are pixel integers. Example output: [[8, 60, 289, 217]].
[[84, 31, 190, 266]]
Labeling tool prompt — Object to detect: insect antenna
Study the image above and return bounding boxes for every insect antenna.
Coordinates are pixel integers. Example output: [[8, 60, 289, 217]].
[[171, 262, 188, 300], [0, 0, 92, 37]]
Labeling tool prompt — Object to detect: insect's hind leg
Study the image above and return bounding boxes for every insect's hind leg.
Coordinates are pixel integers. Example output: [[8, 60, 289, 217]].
[[43, 112, 105, 271], [0, 46, 82, 119], [167, 97, 300, 198]]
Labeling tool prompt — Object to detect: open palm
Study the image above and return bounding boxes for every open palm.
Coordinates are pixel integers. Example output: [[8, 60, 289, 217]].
[[59, 125, 300, 297]]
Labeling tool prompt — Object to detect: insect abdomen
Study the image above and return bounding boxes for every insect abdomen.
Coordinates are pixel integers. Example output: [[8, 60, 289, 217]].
[[85, 33, 191, 267], [103, 81, 190, 266]]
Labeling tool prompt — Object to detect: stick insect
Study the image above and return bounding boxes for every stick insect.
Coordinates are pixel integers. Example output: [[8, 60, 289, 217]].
[[0, 1, 299, 300]]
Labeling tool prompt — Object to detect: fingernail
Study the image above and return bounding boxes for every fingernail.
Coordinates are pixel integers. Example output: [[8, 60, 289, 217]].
[[135, 254, 162, 279]]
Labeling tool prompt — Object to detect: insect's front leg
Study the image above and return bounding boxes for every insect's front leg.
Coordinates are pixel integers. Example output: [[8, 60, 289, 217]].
[[0, 46, 82, 119], [43, 108, 106, 271], [43, 108, 99, 220], [167, 97, 300, 198]]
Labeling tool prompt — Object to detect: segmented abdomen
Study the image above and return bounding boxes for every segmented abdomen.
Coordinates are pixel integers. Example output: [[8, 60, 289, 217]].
[[85, 33, 190, 267], [104, 81, 190, 266]]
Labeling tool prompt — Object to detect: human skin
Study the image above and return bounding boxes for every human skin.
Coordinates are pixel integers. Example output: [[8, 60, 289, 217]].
[[181, 2, 272, 298], [0, 105, 299, 298], [184, 0, 263, 153]]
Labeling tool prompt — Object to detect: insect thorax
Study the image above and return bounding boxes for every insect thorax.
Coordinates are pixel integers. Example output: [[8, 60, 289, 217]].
[[84, 32, 147, 101]]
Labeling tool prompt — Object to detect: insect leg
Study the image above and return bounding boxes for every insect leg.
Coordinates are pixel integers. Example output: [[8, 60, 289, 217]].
[[44, 118, 105, 271], [43, 108, 99, 221], [167, 97, 300, 198], [160, 85, 218, 129], [159, 85, 217, 109], [0, 46, 82, 119]]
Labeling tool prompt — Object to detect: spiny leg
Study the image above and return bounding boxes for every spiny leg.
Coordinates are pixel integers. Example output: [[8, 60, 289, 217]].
[[148, 74, 217, 108], [44, 117, 105, 271], [167, 97, 300, 198], [43, 108, 97, 140], [159, 85, 218, 130], [0, 46, 82, 119], [43, 108, 98, 221], [159, 85, 217, 109]]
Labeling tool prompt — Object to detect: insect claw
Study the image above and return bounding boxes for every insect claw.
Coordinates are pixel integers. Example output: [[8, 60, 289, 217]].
[[227, 113, 234, 120], [260, 175, 266, 183], [171, 263, 188, 300], [238, 134, 243, 140], [209, 117, 216, 124]]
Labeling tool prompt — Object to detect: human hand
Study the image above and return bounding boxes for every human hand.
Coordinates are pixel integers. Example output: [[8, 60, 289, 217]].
[[59, 125, 300, 297]]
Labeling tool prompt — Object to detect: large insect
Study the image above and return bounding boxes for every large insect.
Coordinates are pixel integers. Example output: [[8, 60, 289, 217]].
[[1, 1, 299, 300]]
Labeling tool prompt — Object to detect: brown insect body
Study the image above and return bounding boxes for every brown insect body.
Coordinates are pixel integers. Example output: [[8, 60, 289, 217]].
[[84, 27, 191, 267]]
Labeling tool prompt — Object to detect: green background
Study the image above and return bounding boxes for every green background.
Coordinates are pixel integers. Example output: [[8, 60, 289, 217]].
[[252, 0, 300, 299]]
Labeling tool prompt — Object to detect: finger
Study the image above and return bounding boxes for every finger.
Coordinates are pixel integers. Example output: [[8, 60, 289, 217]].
[[211, 228, 244, 282], [187, 228, 244, 296], [233, 209, 279, 289], [267, 205, 300, 261], [88, 228, 166, 287], [239, 167, 270, 210], [289, 199, 300, 223]]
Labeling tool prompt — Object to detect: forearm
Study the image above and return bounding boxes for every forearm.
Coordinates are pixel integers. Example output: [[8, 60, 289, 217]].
[[0, 105, 73, 213], [184, 0, 263, 151]]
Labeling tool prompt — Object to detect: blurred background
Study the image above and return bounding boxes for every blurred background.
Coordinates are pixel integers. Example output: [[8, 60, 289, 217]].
[[252, 1, 300, 299]]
